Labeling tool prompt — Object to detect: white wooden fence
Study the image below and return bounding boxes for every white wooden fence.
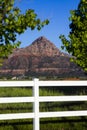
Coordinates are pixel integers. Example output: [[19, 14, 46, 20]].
[[0, 79, 87, 130]]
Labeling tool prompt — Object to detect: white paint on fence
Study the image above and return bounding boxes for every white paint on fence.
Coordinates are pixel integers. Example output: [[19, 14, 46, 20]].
[[0, 81, 33, 87], [0, 97, 34, 103], [39, 95, 87, 102], [33, 78, 39, 130], [0, 113, 34, 120], [0, 79, 87, 130], [39, 80, 87, 86], [0, 95, 87, 104], [39, 110, 87, 118]]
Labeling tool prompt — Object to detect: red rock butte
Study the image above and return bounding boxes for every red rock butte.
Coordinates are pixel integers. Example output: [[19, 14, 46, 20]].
[[0, 36, 86, 78]]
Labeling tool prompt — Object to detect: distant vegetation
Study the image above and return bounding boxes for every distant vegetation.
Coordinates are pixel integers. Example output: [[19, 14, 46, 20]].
[[0, 86, 87, 130]]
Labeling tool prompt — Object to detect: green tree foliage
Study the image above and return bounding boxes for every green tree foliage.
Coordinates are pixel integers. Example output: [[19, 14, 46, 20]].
[[0, 0, 49, 58], [59, 0, 87, 72]]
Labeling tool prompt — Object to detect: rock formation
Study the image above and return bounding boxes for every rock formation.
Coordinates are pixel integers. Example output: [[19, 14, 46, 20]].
[[0, 36, 86, 78]]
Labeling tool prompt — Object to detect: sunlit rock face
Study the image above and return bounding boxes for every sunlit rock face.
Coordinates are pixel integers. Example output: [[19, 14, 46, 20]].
[[0, 36, 85, 77]]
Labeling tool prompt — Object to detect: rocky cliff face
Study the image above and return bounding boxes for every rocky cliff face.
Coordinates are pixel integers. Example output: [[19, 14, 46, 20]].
[[0, 36, 85, 78], [10, 36, 62, 57]]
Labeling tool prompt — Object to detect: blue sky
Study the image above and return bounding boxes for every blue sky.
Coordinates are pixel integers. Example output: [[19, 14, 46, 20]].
[[16, 0, 80, 50]]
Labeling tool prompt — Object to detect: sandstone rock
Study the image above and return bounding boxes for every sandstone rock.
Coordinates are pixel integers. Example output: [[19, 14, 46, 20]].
[[0, 36, 86, 78]]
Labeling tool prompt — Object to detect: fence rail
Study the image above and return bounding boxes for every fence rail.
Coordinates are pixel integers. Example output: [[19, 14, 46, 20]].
[[0, 79, 87, 130]]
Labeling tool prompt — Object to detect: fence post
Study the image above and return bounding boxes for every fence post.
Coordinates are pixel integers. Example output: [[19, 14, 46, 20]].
[[33, 78, 39, 130]]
